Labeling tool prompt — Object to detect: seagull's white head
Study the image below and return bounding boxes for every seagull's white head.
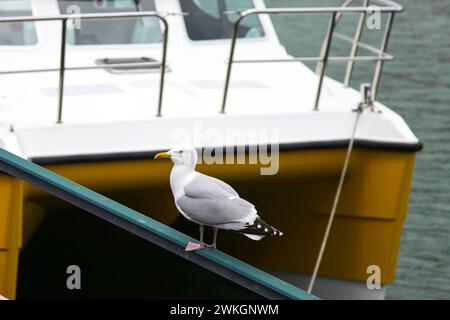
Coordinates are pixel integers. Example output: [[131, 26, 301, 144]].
[[154, 145, 198, 167]]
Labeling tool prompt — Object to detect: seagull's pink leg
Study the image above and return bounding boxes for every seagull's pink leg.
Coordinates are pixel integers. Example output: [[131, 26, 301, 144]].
[[185, 225, 205, 251], [204, 227, 218, 249]]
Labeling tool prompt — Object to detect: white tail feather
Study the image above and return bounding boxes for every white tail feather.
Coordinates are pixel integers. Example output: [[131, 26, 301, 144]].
[[243, 233, 264, 241]]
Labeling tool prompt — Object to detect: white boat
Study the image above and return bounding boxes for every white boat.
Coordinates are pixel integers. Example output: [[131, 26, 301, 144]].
[[0, 0, 421, 300]]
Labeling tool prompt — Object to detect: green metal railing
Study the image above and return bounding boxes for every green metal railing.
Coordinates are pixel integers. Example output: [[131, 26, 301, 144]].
[[0, 147, 317, 300]]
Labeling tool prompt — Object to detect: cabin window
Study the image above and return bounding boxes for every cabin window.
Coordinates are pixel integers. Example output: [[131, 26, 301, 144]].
[[0, 0, 38, 46], [180, 0, 265, 41], [58, 0, 162, 45]]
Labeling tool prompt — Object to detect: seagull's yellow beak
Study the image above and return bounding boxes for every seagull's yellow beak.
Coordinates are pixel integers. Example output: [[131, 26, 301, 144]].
[[154, 151, 171, 160]]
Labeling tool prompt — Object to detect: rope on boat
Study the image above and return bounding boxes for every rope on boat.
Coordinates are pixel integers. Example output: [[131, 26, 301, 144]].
[[307, 85, 372, 294]]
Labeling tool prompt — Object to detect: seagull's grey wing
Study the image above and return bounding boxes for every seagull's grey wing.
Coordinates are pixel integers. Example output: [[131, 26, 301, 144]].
[[185, 173, 239, 200], [176, 196, 256, 227], [177, 173, 283, 237], [176, 173, 256, 227], [196, 173, 239, 198]]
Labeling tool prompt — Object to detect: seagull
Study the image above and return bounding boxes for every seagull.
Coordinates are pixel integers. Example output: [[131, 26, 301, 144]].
[[154, 146, 283, 252]]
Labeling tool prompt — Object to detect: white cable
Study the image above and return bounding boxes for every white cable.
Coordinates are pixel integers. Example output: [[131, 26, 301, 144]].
[[307, 108, 363, 294]]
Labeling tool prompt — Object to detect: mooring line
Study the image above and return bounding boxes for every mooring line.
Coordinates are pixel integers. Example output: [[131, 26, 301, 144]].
[[307, 104, 365, 294]]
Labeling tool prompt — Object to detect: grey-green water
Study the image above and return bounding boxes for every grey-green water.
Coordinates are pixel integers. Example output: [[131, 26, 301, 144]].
[[267, 0, 450, 299]]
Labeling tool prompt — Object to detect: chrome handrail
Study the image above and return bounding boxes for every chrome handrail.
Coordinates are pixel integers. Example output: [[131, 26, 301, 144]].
[[0, 11, 169, 122], [220, 0, 403, 113]]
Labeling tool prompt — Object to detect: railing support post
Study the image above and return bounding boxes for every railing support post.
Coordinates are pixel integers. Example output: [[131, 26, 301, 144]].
[[56, 18, 67, 124], [314, 13, 336, 111], [315, 0, 353, 75], [221, 15, 242, 114], [344, 0, 369, 87], [156, 17, 169, 117], [371, 12, 394, 101]]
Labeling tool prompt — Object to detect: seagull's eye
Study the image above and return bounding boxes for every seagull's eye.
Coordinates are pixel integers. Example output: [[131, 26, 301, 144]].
[[179, 151, 184, 155]]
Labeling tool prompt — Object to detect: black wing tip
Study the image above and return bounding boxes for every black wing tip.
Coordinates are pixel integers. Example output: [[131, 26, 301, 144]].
[[240, 217, 284, 237]]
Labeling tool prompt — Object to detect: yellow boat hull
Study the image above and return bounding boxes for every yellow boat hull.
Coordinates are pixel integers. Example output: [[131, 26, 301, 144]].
[[0, 146, 416, 299]]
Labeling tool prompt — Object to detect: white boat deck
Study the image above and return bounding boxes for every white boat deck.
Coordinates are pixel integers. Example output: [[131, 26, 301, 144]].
[[0, 0, 419, 160]]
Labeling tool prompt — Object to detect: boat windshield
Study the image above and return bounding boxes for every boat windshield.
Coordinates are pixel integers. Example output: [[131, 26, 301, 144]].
[[58, 0, 161, 45], [180, 0, 265, 41], [0, 0, 38, 46]]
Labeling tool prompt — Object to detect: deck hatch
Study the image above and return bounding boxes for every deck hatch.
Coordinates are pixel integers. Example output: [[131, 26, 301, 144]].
[[95, 57, 164, 74]]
